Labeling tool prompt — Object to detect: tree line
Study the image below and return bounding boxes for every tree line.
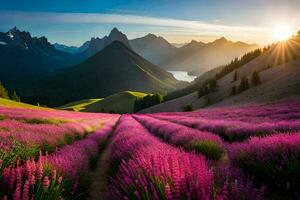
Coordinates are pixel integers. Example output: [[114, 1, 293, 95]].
[[134, 94, 163, 112]]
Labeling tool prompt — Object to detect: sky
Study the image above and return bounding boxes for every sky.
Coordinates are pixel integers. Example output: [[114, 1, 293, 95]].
[[0, 0, 299, 46]]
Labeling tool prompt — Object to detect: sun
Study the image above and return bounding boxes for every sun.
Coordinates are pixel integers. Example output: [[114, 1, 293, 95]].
[[272, 25, 293, 41]]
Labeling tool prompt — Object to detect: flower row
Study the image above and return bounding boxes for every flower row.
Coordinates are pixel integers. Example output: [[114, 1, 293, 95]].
[[134, 115, 225, 160]]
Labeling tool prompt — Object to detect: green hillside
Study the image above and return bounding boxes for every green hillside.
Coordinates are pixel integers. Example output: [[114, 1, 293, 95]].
[[0, 98, 47, 109], [59, 91, 151, 113], [57, 99, 102, 111]]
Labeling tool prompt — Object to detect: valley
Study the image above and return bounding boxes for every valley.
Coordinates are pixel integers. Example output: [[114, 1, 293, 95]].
[[1, 1, 300, 199]]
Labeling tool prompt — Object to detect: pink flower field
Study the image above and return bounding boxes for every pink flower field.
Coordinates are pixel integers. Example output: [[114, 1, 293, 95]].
[[1, 101, 300, 199]]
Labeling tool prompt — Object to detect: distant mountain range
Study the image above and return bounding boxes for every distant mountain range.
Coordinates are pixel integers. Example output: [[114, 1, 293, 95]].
[[53, 28, 258, 75], [0, 27, 82, 90], [164, 37, 259, 75], [53, 43, 88, 54], [0, 26, 260, 107], [171, 43, 188, 48], [30, 41, 179, 106]]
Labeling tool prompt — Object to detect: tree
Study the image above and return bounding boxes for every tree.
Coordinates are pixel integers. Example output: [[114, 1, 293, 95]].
[[238, 77, 249, 93], [233, 70, 238, 82], [231, 86, 237, 95], [251, 71, 261, 86], [198, 85, 209, 98], [183, 104, 193, 112], [0, 82, 10, 99], [11, 91, 21, 102], [208, 78, 217, 92]]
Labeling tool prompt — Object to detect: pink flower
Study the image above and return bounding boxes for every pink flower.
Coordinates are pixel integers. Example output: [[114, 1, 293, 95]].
[[165, 183, 172, 200], [36, 159, 43, 181], [52, 170, 57, 180], [58, 176, 63, 184], [29, 175, 36, 186], [9, 167, 16, 189], [22, 180, 30, 200], [13, 184, 21, 200], [43, 176, 50, 189]]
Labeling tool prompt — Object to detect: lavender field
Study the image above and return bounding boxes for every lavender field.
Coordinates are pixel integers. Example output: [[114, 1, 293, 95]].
[[1, 101, 300, 199]]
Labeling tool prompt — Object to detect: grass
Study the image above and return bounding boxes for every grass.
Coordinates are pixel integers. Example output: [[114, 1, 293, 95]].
[[57, 99, 102, 111], [0, 97, 48, 110], [59, 91, 151, 113], [23, 118, 67, 125], [190, 140, 225, 160]]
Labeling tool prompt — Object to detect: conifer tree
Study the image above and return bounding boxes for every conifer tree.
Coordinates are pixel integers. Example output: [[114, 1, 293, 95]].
[[251, 71, 261, 86], [11, 91, 21, 102], [238, 77, 249, 92], [233, 70, 238, 82], [231, 86, 237, 95], [0, 82, 10, 99]]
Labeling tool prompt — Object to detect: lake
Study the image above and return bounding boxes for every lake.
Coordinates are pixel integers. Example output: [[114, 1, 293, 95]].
[[168, 71, 197, 82]]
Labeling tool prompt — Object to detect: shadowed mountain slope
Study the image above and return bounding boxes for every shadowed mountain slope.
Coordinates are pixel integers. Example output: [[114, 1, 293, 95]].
[[129, 33, 177, 66], [32, 41, 179, 106], [0, 27, 82, 91]]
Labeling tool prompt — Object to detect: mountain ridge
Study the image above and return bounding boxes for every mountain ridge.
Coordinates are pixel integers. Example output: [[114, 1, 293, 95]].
[[29, 41, 179, 106], [82, 27, 131, 58]]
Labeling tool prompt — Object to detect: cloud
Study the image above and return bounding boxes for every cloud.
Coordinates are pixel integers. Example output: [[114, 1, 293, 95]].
[[0, 11, 271, 35]]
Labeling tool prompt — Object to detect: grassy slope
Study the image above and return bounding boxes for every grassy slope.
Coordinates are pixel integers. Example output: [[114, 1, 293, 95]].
[[0, 98, 47, 109], [57, 99, 103, 111], [141, 36, 300, 113], [59, 91, 151, 113]]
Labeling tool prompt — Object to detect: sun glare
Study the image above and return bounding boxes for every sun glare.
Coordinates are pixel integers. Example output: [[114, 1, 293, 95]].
[[272, 25, 293, 41]]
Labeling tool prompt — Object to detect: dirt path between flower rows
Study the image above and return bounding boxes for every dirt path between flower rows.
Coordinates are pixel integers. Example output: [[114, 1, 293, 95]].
[[88, 143, 111, 200]]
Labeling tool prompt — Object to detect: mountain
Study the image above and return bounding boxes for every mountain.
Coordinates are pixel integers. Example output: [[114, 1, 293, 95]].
[[53, 28, 257, 75], [129, 33, 177, 66], [140, 32, 300, 113], [53, 43, 79, 54], [162, 37, 259, 75], [32, 41, 179, 106], [0, 27, 81, 90], [53, 41, 90, 54], [82, 27, 130, 58]]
